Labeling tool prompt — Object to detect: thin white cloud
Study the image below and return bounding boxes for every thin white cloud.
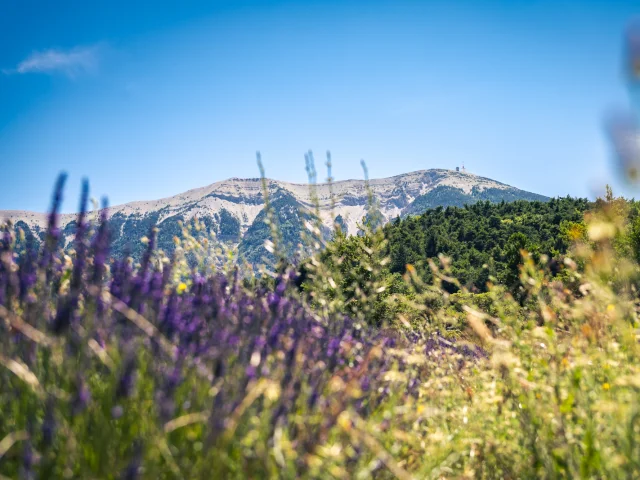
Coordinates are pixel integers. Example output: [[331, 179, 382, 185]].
[[4, 44, 105, 77]]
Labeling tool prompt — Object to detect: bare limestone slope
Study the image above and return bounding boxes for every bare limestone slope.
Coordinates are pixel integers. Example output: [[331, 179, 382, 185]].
[[1, 169, 548, 262]]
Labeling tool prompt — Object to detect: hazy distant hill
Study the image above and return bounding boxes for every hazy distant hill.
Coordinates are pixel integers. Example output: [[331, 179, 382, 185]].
[[0, 169, 548, 263]]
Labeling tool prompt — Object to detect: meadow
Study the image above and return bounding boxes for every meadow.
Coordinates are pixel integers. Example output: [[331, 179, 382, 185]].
[[2, 164, 640, 479]]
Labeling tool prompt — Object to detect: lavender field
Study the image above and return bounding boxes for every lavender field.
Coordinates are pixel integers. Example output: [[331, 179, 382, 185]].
[[2, 167, 640, 479]]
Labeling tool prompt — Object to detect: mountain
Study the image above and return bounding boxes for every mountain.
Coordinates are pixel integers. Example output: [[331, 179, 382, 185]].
[[0, 169, 548, 264]]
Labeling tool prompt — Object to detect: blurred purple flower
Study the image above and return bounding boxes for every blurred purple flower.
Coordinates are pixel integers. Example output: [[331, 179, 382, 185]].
[[39, 173, 67, 275], [72, 375, 91, 415], [91, 198, 110, 286], [626, 20, 640, 82], [20, 440, 35, 480], [116, 355, 137, 399], [605, 111, 640, 182], [42, 398, 56, 447], [121, 441, 143, 480], [50, 297, 77, 335], [111, 405, 124, 419]]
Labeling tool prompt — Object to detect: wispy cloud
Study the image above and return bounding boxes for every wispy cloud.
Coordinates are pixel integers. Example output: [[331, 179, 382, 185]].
[[3, 44, 105, 77]]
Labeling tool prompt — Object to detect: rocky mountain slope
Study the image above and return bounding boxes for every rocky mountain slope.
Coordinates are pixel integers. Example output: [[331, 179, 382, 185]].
[[1, 169, 548, 264]]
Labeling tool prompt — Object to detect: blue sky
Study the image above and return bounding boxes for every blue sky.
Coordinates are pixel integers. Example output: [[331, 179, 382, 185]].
[[0, 0, 637, 212]]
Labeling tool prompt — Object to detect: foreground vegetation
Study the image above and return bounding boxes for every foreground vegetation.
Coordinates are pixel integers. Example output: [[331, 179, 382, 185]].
[[2, 169, 640, 479]]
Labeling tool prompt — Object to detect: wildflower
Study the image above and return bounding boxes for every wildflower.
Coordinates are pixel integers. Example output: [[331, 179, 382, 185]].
[[91, 198, 110, 285], [70, 179, 90, 293], [121, 441, 143, 480], [18, 239, 37, 304], [307, 388, 320, 409], [71, 375, 91, 415], [116, 355, 137, 399], [42, 398, 56, 448], [603, 383, 611, 391], [245, 365, 257, 378], [40, 173, 67, 272], [20, 440, 34, 480], [213, 358, 225, 380], [605, 112, 640, 183], [177, 282, 187, 294], [337, 412, 352, 432], [50, 297, 77, 335], [267, 291, 281, 310], [139, 228, 156, 279]]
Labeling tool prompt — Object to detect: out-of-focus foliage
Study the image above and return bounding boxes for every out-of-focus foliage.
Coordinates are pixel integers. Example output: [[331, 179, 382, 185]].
[[4, 172, 640, 479]]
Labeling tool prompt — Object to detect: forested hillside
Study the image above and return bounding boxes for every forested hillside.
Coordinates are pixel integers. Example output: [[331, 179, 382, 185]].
[[383, 197, 592, 292]]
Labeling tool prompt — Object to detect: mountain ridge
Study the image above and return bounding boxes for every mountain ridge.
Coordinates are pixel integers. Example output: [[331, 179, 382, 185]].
[[1, 168, 549, 263]]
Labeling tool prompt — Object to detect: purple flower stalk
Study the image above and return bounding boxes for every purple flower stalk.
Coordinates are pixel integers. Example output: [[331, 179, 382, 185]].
[[116, 355, 137, 399]]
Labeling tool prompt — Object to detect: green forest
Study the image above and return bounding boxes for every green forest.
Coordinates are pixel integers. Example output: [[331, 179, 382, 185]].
[[384, 197, 592, 292]]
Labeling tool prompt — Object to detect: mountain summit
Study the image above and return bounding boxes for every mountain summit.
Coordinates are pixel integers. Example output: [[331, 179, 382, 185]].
[[1, 169, 548, 263]]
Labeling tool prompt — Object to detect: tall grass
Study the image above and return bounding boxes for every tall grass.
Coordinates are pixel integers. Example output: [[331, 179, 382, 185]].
[[2, 164, 640, 479]]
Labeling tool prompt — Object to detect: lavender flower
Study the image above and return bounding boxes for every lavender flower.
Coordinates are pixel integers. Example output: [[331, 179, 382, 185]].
[[20, 440, 34, 480], [40, 173, 67, 275], [115, 355, 137, 399], [91, 198, 110, 286], [42, 398, 56, 448], [121, 441, 143, 480], [69, 179, 89, 293], [50, 297, 76, 335], [71, 375, 91, 415], [18, 236, 37, 304]]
